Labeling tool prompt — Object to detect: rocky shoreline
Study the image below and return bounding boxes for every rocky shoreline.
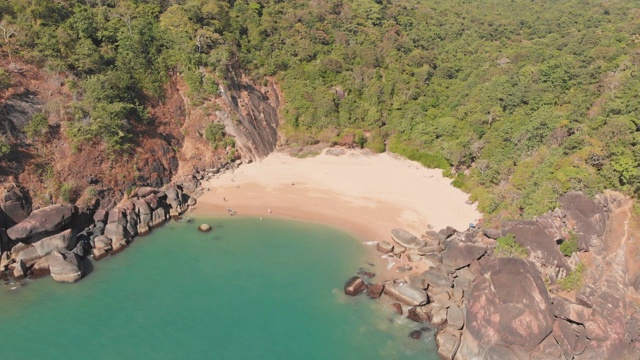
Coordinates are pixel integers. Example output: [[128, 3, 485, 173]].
[[2, 167, 640, 359], [344, 191, 640, 359], [0, 165, 224, 286]]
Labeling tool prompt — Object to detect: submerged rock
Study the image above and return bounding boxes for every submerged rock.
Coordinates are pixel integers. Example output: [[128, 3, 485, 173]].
[[198, 224, 212, 232], [344, 276, 366, 296], [366, 283, 384, 299]]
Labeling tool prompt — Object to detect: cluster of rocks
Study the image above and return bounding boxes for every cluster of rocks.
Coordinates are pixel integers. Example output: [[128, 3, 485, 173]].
[[0, 182, 197, 284], [345, 191, 640, 359]]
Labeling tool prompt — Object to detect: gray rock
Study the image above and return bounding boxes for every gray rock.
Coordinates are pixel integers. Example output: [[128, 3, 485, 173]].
[[6, 204, 75, 241], [460, 258, 554, 357], [93, 209, 108, 223], [366, 283, 384, 299], [136, 186, 157, 198], [430, 306, 448, 326], [552, 319, 577, 360], [151, 207, 168, 228], [425, 230, 446, 243], [436, 330, 461, 360], [1, 185, 32, 225], [92, 247, 108, 261], [442, 240, 486, 269], [198, 224, 212, 232], [383, 282, 428, 306], [94, 235, 112, 251], [439, 226, 457, 239], [15, 245, 41, 263], [483, 228, 501, 239], [576, 284, 597, 308], [32, 229, 76, 257], [391, 228, 424, 249], [447, 304, 464, 330], [47, 250, 82, 283], [0, 251, 12, 269], [531, 332, 564, 360], [13, 259, 27, 279], [392, 245, 407, 255], [551, 296, 591, 324], [407, 251, 423, 262], [416, 244, 442, 255], [144, 193, 159, 210], [30, 257, 50, 278], [422, 268, 453, 288], [536, 213, 564, 242], [376, 241, 393, 254], [104, 223, 129, 243], [584, 319, 608, 341]]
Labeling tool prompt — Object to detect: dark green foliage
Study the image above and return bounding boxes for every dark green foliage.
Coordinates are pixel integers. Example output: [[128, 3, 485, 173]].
[[25, 113, 49, 139], [4, 0, 640, 217], [204, 122, 233, 149], [560, 233, 579, 257], [558, 263, 585, 292]]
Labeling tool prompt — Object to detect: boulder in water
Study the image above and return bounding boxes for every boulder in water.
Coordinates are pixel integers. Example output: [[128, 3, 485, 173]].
[[366, 283, 384, 299], [198, 224, 212, 232], [383, 282, 428, 306], [47, 250, 82, 283], [344, 276, 366, 296]]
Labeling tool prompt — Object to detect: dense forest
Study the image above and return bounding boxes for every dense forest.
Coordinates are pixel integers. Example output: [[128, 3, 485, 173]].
[[1, 0, 640, 219]]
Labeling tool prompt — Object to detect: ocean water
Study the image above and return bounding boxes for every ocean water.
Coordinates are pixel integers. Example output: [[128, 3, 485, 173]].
[[0, 217, 438, 359]]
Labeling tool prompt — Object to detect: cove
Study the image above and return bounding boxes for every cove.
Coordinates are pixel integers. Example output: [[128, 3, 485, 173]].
[[0, 217, 439, 359]]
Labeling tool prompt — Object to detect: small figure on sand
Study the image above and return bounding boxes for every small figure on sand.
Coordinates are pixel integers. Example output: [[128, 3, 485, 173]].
[[291, 182, 295, 186], [223, 196, 228, 202], [268, 208, 272, 214]]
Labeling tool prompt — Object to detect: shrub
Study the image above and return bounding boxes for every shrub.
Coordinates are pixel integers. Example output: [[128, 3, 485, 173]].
[[60, 183, 73, 203], [558, 263, 585, 292], [560, 233, 579, 257], [25, 113, 49, 139], [204, 122, 234, 149], [0, 136, 10, 159], [495, 233, 528, 258]]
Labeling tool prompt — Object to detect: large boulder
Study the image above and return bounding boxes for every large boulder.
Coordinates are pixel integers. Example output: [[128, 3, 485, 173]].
[[459, 258, 554, 358], [390, 228, 425, 249], [47, 250, 83, 283], [558, 192, 607, 251], [442, 240, 486, 269], [551, 296, 591, 324], [383, 282, 428, 306], [32, 229, 76, 257], [344, 276, 366, 296], [437, 330, 461, 360], [6, 204, 75, 241], [104, 223, 129, 243], [1, 185, 32, 225], [500, 220, 571, 273]]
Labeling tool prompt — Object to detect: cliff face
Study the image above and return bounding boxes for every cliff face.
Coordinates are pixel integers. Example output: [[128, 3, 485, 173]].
[[217, 74, 280, 161], [0, 59, 282, 210]]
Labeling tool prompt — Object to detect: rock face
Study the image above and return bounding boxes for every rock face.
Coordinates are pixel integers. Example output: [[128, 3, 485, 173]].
[[6, 204, 75, 241], [460, 258, 554, 358], [47, 250, 83, 283], [390, 228, 424, 249], [558, 191, 607, 250], [501, 220, 571, 273]]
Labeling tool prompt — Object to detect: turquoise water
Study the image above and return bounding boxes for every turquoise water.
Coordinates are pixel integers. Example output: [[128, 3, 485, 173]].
[[0, 218, 437, 359]]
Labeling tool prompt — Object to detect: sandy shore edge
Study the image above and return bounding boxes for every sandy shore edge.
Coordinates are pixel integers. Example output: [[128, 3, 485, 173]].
[[193, 148, 480, 279]]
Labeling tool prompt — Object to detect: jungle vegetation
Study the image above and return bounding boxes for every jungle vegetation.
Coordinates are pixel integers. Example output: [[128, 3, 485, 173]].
[[1, 0, 640, 218]]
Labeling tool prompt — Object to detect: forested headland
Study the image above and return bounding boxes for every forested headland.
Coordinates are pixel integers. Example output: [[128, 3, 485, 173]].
[[1, 0, 640, 219]]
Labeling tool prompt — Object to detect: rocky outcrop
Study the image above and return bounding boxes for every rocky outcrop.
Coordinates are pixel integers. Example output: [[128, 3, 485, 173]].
[[459, 258, 554, 357], [6, 204, 75, 241], [383, 282, 428, 306], [47, 250, 83, 283], [441, 240, 486, 269], [558, 192, 607, 251], [501, 220, 571, 275]]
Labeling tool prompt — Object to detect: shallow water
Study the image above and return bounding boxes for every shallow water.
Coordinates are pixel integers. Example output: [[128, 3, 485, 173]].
[[0, 218, 438, 359]]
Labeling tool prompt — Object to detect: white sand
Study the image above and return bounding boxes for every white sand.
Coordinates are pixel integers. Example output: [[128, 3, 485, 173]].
[[196, 148, 480, 243]]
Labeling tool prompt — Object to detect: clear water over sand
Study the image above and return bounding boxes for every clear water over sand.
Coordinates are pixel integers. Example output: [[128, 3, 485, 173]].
[[0, 218, 438, 359]]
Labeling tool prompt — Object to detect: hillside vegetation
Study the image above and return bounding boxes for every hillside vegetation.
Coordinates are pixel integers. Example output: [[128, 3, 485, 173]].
[[1, 0, 640, 218]]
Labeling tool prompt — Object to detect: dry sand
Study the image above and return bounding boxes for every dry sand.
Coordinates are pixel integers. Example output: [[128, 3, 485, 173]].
[[196, 148, 480, 245]]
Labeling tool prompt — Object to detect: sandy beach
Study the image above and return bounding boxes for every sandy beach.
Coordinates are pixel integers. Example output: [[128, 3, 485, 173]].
[[196, 148, 480, 252]]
